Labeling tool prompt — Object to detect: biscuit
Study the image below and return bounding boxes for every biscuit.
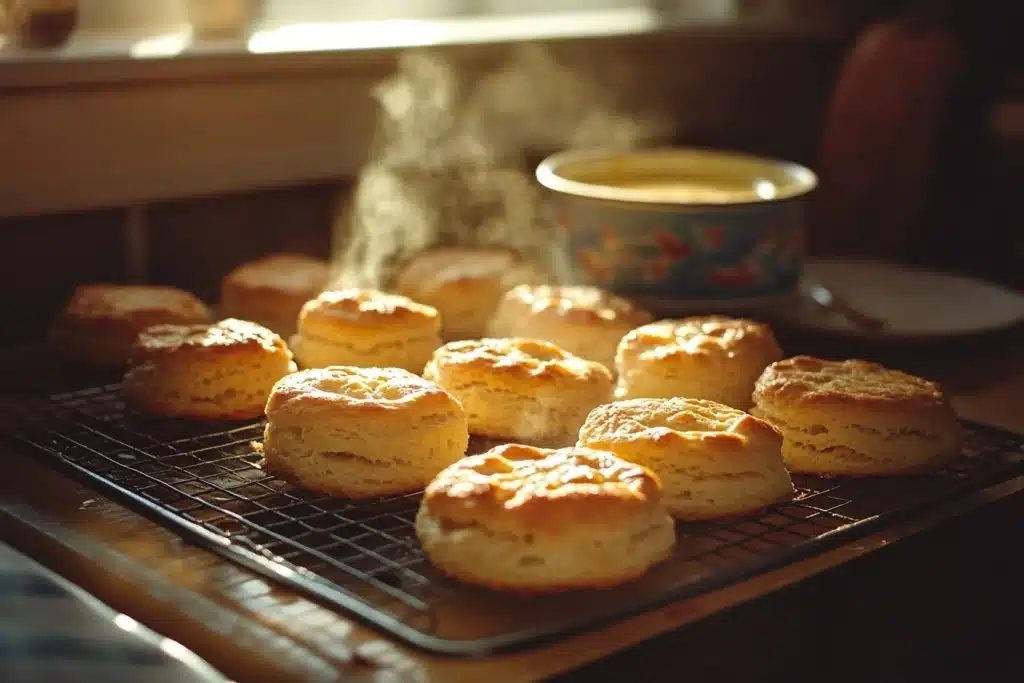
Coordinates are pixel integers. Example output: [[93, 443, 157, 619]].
[[415, 443, 676, 592], [50, 284, 212, 367], [752, 356, 963, 476], [486, 285, 652, 371], [616, 316, 783, 409], [424, 338, 614, 447], [262, 366, 469, 498], [290, 289, 441, 373], [220, 253, 330, 337], [578, 398, 794, 519], [393, 246, 548, 341], [124, 318, 295, 420]]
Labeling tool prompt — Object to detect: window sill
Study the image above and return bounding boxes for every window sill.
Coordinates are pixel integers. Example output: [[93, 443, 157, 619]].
[[0, 8, 837, 218]]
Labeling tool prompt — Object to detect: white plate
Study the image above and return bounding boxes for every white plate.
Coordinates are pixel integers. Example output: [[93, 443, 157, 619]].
[[775, 260, 1024, 341]]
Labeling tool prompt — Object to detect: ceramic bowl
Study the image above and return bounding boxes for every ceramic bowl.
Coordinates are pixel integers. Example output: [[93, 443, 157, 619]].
[[536, 147, 817, 313]]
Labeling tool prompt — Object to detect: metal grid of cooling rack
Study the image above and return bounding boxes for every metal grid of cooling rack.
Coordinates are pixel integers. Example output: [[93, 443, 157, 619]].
[[2, 382, 1024, 657]]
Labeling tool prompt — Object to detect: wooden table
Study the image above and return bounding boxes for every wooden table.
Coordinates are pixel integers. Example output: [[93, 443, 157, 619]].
[[1, 332, 1022, 682]]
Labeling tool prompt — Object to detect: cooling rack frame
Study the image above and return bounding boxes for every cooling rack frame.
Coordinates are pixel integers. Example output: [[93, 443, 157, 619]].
[[2, 382, 1022, 658]]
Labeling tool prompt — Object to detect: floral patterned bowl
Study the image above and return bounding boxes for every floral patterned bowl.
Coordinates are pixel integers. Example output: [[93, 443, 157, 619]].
[[536, 147, 817, 313]]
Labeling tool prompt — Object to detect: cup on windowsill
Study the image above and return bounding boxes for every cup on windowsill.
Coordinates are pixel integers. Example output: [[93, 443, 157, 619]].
[[184, 0, 254, 40], [1, 0, 79, 48]]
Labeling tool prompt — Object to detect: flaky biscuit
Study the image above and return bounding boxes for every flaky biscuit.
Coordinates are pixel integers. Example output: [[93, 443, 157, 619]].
[[415, 443, 676, 592], [290, 289, 441, 373], [424, 338, 614, 447], [486, 285, 652, 371], [615, 316, 783, 409], [752, 356, 963, 476], [578, 398, 794, 519], [50, 284, 213, 367], [124, 318, 295, 419], [393, 246, 549, 341], [220, 253, 330, 337], [262, 366, 468, 498]]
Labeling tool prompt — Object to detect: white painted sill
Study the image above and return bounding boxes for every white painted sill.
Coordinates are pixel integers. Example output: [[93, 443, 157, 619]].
[[0, 7, 836, 218]]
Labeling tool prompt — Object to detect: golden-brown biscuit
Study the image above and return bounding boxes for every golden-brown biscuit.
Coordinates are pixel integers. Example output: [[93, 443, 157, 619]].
[[262, 366, 468, 498], [50, 284, 212, 367], [393, 246, 549, 341], [615, 316, 783, 409], [220, 253, 330, 337], [290, 289, 441, 373], [124, 318, 295, 419], [578, 397, 794, 519], [751, 356, 963, 476], [415, 443, 676, 592], [424, 338, 614, 447], [486, 285, 652, 371]]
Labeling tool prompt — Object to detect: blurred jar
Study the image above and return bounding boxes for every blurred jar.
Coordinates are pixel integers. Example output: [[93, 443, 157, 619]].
[[987, 96, 1024, 289], [1, 0, 78, 47]]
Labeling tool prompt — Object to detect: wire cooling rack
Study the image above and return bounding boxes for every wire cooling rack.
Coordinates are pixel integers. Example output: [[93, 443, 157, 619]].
[[2, 383, 1023, 657]]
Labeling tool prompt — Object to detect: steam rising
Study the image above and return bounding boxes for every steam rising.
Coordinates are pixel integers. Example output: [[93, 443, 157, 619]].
[[330, 44, 671, 290]]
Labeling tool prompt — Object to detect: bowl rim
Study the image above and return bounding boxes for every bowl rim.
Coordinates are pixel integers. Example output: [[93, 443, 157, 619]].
[[535, 146, 818, 209]]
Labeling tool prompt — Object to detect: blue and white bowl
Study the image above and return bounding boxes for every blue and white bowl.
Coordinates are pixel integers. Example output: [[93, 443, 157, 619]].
[[536, 147, 818, 314]]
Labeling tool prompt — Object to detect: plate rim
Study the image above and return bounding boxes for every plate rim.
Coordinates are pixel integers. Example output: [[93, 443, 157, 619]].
[[776, 259, 1024, 342]]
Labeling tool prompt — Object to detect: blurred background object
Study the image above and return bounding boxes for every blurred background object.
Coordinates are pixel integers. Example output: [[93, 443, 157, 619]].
[[1, 0, 79, 47], [810, 0, 961, 261], [184, 0, 256, 39], [988, 91, 1024, 290], [811, 0, 1024, 283]]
